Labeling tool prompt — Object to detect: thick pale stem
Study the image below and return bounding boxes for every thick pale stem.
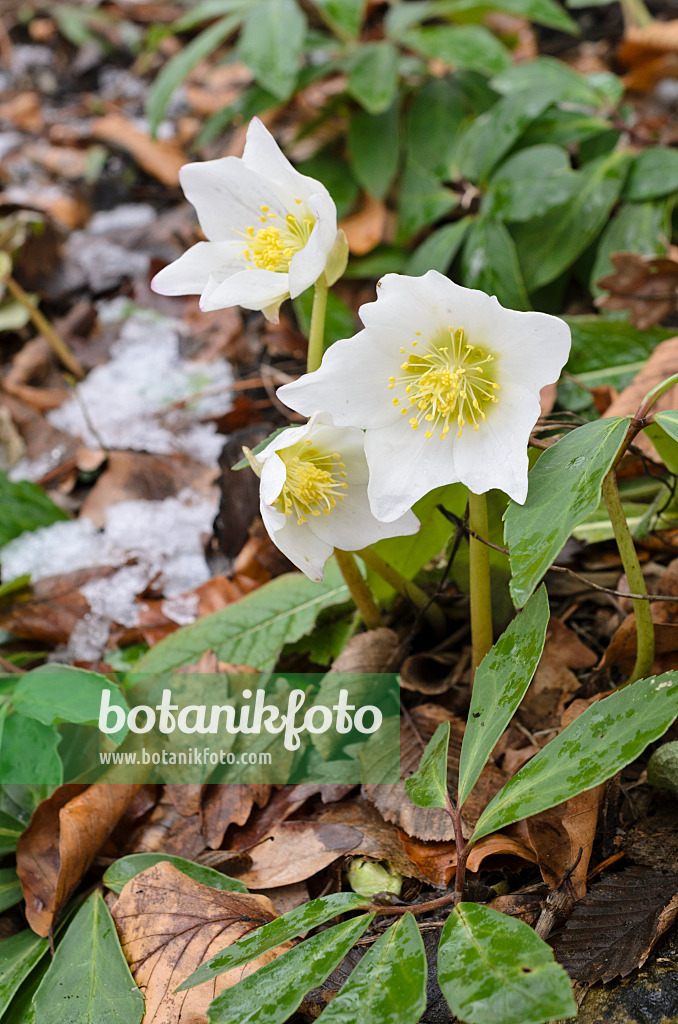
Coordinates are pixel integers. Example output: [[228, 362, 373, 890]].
[[358, 547, 447, 632], [602, 470, 655, 684], [334, 549, 382, 629], [467, 490, 493, 676], [307, 276, 329, 373], [4, 274, 85, 380]]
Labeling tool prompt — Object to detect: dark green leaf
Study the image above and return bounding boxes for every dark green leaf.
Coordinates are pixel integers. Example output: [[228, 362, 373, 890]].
[[405, 218, 472, 276], [0, 930, 49, 1019], [590, 199, 670, 297], [206, 915, 373, 1023], [103, 854, 247, 895], [238, 0, 307, 100], [179, 892, 370, 991], [403, 25, 511, 77], [313, 0, 366, 36], [404, 722, 450, 809], [491, 56, 610, 106], [457, 89, 560, 183], [397, 161, 459, 240], [0, 713, 62, 787], [384, 0, 438, 38], [460, 216, 530, 311], [296, 152, 359, 220], [486, 145, 576, 222], [435, 0, 578, 30], [0, 809, 24, 854], [33, 892, 143, 1024], [346, 246, 408, 278], [458, 586, 549, 807], [348, 102, 400, 199], [623, 148, 678, 201], [406, 78, 465, 178], [0, 868, 22, 913], [147, 12, 244, 133], [474, 671, 678, 840], [293, 287, 357, 348], [511, 149, 632, 291], [136, 563, 350, 672], [518, 108, 616, 150], [0, 472, 68, 549], [505, 417, 630, 607], [648, 411, 678, 475], [346, 41, 400, 114], [12, 666, 129, 744], [318, 912, 427, 1024], [564, 316, 675, 375], [438, 902, 576, 1024]]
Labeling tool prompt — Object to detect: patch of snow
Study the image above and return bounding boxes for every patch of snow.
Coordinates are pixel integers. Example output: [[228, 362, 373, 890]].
[[87, 204, 155, 235]]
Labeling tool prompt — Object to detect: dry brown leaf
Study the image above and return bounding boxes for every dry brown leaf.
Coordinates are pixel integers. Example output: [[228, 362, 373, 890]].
[[0, 92, 43, 131], [317, 798, 428, 881], [399, 651, 463, 695], [0, 566, 117, 646], [596, 253, 678, 328], [603, 557, 678, 667], [517, 618, 596, 734], [329, 628, 400, 673], [202, 784, 271, 850], [364, 704, 507, 841], [398, 832, 537, 886], [17, 783, 138, 936], [229, 821, 361, 889], [4, 337, 69, 412], [604, 336, 678, 458], [339, 197, 388, 255], [90, 114, 186, 187], [111, 862, 283, 1024]]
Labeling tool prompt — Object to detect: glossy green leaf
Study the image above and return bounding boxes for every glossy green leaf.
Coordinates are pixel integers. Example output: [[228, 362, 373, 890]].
[[348, 102, 400, 199], [318, 912, 427, 1024], [207, 914, 373, 1023], [486, 145, 577, 222], [458, 586, 549, 808], [406, 77, 465, 178], [510, 149, 632, 290], [565, 316, 675, 375], [647, 411, 678, 475], [33, 892, 143, 1024], [505, 416, 630, 607], [12, 666, 129, 744], [179, 892, 370, 991], [147, 11, 244, 133], [238, 0, 306, 100], [313, 0, 366, 36], [438, 902, 576, 1024], [460, 216, 530, 311], [474, 671, 678, 841], [397, 160, 459, 239], [623, 147, 678, 201], [0, 868, 22, 913], [103, 854, 247, 895], [346, 41, 400, 114], [0, 930, 49, 1018], [491, 55, 609, 106], [405, 218, 472, 276], [403, 25, 511, 77], [0, 713, 62, 787], [404, 722, 450, 809], [0, 808, 24, 854], [435, 0, 578, 31], [136, 563, 349, 672], [0, 472, 68, 549], [590, 199, 670, 297], [457, 88, 559, 183], [518, 108, 613, 150]]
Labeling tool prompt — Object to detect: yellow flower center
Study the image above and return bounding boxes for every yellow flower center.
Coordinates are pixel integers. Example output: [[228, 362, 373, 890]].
[[240, 202, 315, 273], [388, 327, 500, 440], [274, 441, 347, 525]]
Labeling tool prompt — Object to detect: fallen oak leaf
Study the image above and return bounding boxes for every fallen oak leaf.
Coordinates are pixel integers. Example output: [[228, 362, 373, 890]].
[[110, 862, 284, 1024], [17, 783, 139, 936], [227, 821, 362, 889]]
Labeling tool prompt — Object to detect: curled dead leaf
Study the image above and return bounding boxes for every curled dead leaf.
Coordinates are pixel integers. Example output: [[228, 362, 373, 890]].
[[228, 821, 361, 889], [596, 252, 678, 329]]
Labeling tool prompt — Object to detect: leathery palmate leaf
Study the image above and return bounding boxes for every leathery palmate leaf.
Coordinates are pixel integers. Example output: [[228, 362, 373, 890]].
[[457, 586, 549, 808], [438, 903, 576, 1024], [404, 721, 450, 809], [178, 892, 370, 991], [317, 912, 427, 1024], [472, 672, 678, 841], [207, 914, 373, 1023], [504, 416, 630, 607]]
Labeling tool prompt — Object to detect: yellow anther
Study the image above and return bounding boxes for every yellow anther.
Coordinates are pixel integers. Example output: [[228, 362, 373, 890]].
[[393, 398, 399, 406]]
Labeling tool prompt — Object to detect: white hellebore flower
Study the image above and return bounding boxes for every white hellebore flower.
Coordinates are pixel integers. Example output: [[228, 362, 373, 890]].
[[277, 271, 571, 521], [151, 118, 341, 322], [254, 412, 420, 581]]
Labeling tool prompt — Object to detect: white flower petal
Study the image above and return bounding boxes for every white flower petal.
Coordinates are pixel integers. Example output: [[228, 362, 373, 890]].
[[475, 308, 572, 393], [261, 504, 333, 581], [151, 241, 243, 296], [200, 268, 290, 314], [242, 118, 331, 208], [259, 452, 287, 507], [310, 489, 419, 550], [287, 192, 338, 298], [277, 333, 396, 429], [179, 158, 284, 242], [361, 270, 495, 340]]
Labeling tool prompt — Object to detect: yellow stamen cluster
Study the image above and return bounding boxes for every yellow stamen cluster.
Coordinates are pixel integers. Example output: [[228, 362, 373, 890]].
[[274, 441, 348, 525], [240, 203, 314, 273], [388, 326, 500, 440]]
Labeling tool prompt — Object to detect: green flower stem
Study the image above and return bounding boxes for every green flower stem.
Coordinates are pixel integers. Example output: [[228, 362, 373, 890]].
[[467, 490, 493, 676], [601, 469, 655, 684], [358, 548, 447, 633], [620, 0, 653, 28], [4, 273, 85, 380], [334, 549, 382, 629], [307, 275, 329, 372]]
